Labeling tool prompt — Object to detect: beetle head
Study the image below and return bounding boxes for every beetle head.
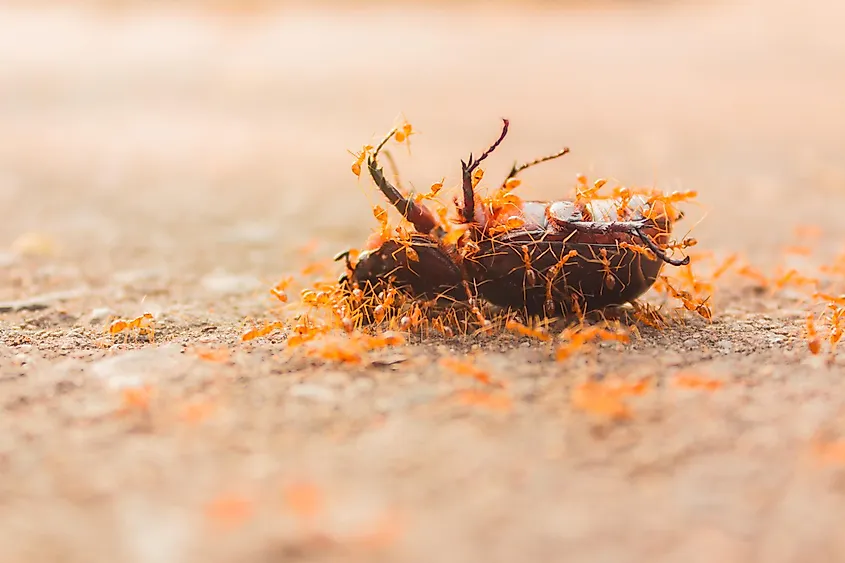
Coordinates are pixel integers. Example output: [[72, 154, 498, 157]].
[[335, 246, 400, 294]]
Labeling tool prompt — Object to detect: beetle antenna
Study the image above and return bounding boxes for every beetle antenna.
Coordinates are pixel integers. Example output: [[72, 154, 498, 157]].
[[373, 128, 397, 159], [461, 118, 510, 223], [634, 228, 691, 267], [367, 127, 438, 236], [333, 249, 354, 270], [501, 147, 571, 189]]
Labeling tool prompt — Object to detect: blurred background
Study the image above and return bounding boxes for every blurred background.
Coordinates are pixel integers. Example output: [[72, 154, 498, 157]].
[[2, 0, 844, 294]]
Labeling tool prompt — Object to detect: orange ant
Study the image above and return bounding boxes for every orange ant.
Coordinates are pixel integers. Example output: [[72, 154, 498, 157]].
[[393, 120, 416, 147], [505, 319, 551, 342], [544, 249, 579, 317], [241, 321, 284, 342], [659, 276, 712, 320], [805, 313, 821, 355], [271, 276, 294, 303], [349, 144, 374, 177], [440, 357, 505, 388], [575, 175, 607, 202], [613, 186, 633, 219], [521, 245, 537, 287], [108, 313, 155, 344], [619, 241, 657, 261], [598, 248, 618, 290]]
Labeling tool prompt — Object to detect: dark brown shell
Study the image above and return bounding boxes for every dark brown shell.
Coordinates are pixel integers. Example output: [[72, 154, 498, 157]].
[[465, 232, 664, 316]]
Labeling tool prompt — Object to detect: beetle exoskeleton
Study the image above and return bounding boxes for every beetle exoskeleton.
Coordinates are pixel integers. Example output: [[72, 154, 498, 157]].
[[337, 119, 691, 319]]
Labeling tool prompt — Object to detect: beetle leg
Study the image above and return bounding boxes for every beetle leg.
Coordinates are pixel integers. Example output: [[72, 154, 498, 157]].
[[563, 219, 690, 266], [501, 147, 571, 189], [634, 227, 691, 266], [367, 130, 438, 236], [334, 250, 357, 289], [460, 118, 510, 223], [566, 219, 650, 235]]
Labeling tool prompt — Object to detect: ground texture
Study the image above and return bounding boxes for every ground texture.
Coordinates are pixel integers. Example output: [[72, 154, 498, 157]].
[[3, 1, 845, 561]]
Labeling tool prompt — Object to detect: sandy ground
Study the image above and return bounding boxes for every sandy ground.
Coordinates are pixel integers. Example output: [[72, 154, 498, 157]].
[[3, 1, 845, 561]]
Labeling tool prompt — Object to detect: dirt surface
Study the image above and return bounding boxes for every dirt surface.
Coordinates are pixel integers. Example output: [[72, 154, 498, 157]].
[[3, 1, 845, 561]]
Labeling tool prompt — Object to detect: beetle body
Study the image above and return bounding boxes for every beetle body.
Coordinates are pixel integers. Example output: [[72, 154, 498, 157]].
[[338, 119, 691, 319]]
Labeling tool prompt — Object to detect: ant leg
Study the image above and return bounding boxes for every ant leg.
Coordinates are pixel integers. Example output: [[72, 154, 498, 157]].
[[460, 118, 510, 224], [367, 129, 438, 235], [501, 147, 570, 189]]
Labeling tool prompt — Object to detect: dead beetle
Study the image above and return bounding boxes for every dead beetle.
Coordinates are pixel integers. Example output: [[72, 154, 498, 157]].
[[336, 119, 693, 319]]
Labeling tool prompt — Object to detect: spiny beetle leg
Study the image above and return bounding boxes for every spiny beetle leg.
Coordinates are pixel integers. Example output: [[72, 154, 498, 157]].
[[566, 219, 651, 235], [565, 220, 690, 266], [366, 127, 438, 235], [460, 118, 510, 224], [501, 147, 571, 189], [367, 157, 437, 234], [634, 227, 691, 266]]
